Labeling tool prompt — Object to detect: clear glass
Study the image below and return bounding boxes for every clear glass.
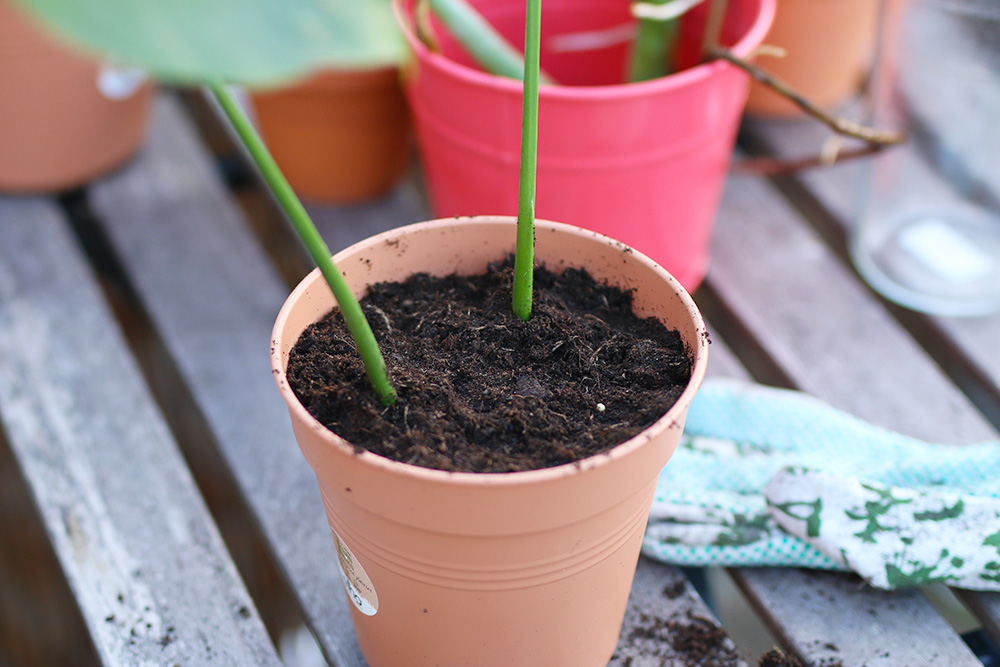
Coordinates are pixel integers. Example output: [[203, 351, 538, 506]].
[[851, 0, 1000, 316]]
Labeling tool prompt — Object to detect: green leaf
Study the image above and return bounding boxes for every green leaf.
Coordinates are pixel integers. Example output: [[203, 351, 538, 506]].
[[13, 0, 404, 86]]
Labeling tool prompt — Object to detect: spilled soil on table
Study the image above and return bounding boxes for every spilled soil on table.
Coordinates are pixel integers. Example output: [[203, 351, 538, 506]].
[[286, 256, 693, 473], [616, 605, 809, 666], [611, 580, 814, 667]]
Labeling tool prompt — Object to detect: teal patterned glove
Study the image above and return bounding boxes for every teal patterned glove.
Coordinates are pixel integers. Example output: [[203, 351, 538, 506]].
[[642, 380, 1000, 590]]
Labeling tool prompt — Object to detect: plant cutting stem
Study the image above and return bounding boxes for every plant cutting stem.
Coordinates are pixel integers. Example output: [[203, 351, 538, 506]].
[[426, 0, 553, 84], [629, 1, 680, 81], [209, 83, 397, 407], [512, 0, 541, 322]]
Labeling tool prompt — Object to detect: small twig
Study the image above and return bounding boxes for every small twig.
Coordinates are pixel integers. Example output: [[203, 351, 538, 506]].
[[819, 135, 844, 167], [710, 46, 905, 146], [701, 0, 729, 57], [587, 338, 615, 369], [730, 143, 895, 176], [370, 304, 393, 333], [749, 44, 787, 59]]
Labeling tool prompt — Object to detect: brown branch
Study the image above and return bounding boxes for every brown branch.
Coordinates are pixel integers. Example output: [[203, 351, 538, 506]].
[[730, 143, 894, 176], [701, 0, 729, 57], [709, 46, 906, 146]]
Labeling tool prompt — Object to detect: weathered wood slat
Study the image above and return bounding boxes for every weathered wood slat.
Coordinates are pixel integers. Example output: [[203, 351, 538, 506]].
[[0, 196, 279, 665], [744, 118, 1000, 649], [304, 185, 428, 255], [613, 558, 749, 666], [743, 118, 1000, 426], [89, 92, 744, 664], [699, 167, 994, 665], [199, 88, 428, 256], [704, 304, 984, 667], [88, 95, 368, 667], [709, 169, 996, 443], [736, 567, 975, 667]]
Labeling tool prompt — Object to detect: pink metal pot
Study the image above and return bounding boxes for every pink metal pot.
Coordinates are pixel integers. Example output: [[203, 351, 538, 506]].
[[394, 0, 774, 291]]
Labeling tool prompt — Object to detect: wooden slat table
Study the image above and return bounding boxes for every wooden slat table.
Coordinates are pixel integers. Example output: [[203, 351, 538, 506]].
[[0, 189, 280, 664], [1, 90, 998, 666]]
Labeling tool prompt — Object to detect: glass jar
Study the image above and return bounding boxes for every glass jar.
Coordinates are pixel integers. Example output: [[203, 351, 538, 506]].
[[851, 0, 1000, 316]]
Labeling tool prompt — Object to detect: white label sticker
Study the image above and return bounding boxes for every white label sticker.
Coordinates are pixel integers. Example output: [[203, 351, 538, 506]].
[[334, 533, 379, 616]]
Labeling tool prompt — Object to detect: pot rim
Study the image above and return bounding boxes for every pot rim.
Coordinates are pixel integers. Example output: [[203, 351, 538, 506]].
[[392, 0, 776, 100], [271, 216, 709, 487]]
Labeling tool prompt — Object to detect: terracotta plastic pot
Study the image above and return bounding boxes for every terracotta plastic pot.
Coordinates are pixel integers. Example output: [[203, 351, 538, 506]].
[[394, 0, 774, 292], [272, 217, 709, 667], [0, 0, 152, 192], [745, 0, 879, 116], [251, 68, 412, 204]]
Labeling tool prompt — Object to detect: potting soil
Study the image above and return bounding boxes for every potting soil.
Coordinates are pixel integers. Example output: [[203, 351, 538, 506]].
[[286, 256, 692, 473]]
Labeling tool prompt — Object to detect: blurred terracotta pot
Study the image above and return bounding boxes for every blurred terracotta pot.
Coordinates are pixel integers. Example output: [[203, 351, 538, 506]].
[[746, 0, 879, 116], [271, 216, 709, 667], [0, 0, 152, 192], [250, 68, 412, 204]]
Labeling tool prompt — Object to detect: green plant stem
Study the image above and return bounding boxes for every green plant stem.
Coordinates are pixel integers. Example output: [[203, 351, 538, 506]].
[[629, 1, 677, 81], [209, 83, 397, 407], [512, 0, 541, 322], [427, 0, 553, 84]]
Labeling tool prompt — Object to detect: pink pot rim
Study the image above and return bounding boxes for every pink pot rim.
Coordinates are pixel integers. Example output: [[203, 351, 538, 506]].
[[271, 217, 709, 488], [393, 0, 776, 101]]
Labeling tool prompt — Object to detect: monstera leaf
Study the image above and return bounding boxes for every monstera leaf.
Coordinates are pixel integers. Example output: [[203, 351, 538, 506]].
[[13, 0, 403, 86]]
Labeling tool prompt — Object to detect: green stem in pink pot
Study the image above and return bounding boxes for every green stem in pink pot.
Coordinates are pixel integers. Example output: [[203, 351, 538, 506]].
[[629, 0, 679, 81], [426, 0, 554, 84], [511, 0, 541, 322], [210, 83, 397, 407]]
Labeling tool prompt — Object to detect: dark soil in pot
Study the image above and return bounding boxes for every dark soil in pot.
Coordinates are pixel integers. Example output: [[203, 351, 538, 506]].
[[286, 256, 693, 473]]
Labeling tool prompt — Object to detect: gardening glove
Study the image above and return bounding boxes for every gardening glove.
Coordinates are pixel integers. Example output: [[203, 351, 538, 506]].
[[641, 379, 1000, 591]]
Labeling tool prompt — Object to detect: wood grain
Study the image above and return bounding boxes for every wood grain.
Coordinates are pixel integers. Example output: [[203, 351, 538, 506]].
[[0, 196, 279, 666], [744, 117, 1000, 431], [699, 168, 992, 665], [745, 116, 1000, 651]]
